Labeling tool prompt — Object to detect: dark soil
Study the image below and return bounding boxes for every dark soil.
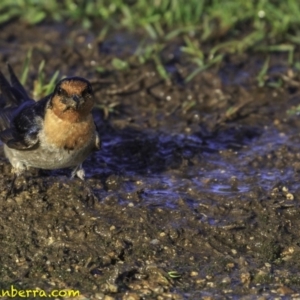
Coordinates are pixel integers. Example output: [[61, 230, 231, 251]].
[[1, 21, 300, 299]]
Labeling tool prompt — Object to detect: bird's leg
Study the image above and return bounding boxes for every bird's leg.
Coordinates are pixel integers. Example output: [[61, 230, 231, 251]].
[[71, 164, 85, 180]]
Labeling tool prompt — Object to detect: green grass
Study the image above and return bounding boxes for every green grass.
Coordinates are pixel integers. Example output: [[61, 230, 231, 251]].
[[20, 50, 60, 99], [1, 0, 300, 82]]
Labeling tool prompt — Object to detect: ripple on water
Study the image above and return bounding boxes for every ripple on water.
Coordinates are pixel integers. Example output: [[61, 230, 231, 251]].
[[86, 126, 300, 209]]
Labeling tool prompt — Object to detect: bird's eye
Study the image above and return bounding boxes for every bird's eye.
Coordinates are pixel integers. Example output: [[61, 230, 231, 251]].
[[83, 85, 93, 96], [57, 87, 63, 95]]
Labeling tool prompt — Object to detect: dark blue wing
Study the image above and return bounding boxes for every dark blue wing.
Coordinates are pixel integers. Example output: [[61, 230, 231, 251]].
[[0, 65, 50, 150]]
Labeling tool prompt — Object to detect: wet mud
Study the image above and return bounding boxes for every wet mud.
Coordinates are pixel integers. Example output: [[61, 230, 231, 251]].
[[0, 21, 300, 299]]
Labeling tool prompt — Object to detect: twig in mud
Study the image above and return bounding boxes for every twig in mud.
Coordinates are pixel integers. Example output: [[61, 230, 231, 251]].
[[91, 79, 117, 93], [211, 97, 255, 132], [258, 70, 300, 89], [218, 99, 253, 124], [104, 74, 147, 96], [92, 74, 147, 96], [146, 80, 166, 101], [279, 73, 300, 87]]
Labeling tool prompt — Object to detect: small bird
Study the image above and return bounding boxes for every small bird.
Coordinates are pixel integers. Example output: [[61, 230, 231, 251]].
[[0, 65, 100, 183]]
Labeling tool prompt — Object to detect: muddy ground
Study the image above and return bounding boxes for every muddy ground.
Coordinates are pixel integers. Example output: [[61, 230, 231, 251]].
[[1, 21, 300, 299]]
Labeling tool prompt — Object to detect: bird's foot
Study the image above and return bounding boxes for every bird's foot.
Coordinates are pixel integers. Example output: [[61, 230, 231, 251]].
[[71, 164, 85, 180]]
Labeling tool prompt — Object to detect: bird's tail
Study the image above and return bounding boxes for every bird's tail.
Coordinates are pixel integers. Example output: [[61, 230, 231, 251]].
[[0, 64, 30, 108]]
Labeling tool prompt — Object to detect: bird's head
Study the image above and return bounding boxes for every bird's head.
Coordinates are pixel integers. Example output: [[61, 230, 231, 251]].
[[49, 77, 94, 122]]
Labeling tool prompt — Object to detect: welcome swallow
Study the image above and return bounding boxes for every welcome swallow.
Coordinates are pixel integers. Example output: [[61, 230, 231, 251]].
[[0, 65, 100, 180]]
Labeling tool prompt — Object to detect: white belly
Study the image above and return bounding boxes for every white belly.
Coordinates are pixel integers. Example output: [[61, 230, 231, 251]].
[[4, 136, 95, 171]]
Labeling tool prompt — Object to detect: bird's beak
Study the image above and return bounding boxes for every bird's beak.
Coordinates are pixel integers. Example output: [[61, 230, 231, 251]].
[[68, 94, 83, 109], [72, 94, 80, 103]]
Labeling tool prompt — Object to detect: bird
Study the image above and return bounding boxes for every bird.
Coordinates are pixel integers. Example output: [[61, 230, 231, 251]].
[[0, 64, 100, 185]]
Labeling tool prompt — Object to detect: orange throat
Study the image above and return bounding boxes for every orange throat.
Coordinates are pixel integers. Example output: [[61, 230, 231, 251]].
[[43, 108, 95, 150]]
